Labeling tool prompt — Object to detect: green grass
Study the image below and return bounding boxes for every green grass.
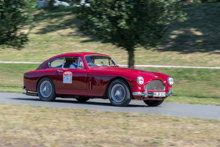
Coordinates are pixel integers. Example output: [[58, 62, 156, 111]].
[[0, 4, 219, 67], [139, 67, 220, 99], [0, 63, 39, 93], [0, 63, 219, 105], [166, 96, 220, 106], [0, 103, 219, 146]]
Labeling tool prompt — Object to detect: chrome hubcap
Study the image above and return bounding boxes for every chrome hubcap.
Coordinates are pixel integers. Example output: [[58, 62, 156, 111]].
[[43, 86, 47, 92], [115, 90, 121, 97], [111, 84, 126, 103], [40, 81, 52, 98]]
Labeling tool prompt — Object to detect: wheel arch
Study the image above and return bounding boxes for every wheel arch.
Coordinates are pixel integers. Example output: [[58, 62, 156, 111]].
[[103, 77, 132, 98]]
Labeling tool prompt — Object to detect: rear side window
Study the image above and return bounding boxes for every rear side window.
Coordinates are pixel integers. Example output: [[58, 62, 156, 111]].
[[49, 58, 64, 68]]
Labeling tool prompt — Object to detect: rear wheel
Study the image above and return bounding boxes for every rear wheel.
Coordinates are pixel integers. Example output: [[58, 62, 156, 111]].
[[37, 77, 56, 101], [76, 97, 90, 102], [108, 79, 131, 107], [144, 100, 164, 106]]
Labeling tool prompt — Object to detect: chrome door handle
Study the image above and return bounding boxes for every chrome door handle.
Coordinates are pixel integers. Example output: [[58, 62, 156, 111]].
[[57, 70, 63, 73]]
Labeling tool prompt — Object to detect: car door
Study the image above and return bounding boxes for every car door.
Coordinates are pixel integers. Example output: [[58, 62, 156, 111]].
[[54, 57, 88, 96]]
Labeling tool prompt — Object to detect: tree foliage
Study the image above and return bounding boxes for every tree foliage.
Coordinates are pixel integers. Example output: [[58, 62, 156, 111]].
[[74, 0, 186, 68], [0, 0, 37, 49]]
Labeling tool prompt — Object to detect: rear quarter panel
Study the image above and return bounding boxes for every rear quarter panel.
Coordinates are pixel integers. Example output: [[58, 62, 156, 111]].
[[24, 69, 58, 92]]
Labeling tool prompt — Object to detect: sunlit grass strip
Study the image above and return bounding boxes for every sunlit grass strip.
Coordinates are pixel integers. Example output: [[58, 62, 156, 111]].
[[0, 63, 219, 105], [0, 103, 219, 146]]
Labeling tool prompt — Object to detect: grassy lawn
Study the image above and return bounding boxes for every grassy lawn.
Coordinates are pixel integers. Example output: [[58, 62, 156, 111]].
[[0, 103, 219, 147], [0, 3, 220, 147], [0, 64, 39, 93], [0, 4, 219, 67], [0, 63, 219, 106]]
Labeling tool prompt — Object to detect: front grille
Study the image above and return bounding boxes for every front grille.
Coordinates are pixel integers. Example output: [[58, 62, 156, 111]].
[[145, 80, 165, 91]]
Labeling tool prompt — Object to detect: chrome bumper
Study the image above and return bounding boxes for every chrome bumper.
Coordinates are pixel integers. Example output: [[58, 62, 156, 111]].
[[133, 88, 172, 97], [133, 92, 149, 97], [133, 92, 172, 97]]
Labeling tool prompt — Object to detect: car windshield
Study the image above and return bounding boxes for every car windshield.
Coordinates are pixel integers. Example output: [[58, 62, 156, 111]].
[[85, 55, 117, 67]]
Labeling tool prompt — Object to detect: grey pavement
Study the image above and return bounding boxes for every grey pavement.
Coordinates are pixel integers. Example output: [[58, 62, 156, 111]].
[[0, 92, 219, 120]]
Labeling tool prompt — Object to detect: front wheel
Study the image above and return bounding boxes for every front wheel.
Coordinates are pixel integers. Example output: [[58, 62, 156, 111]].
[[37, 77, 56, 101], [108, 79, 131, 107], [144, 100, 164, 106]]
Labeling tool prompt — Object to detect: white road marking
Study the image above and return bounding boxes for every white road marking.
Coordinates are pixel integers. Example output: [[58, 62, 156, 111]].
[[0, 61, 41, 64], [118, 65, 220, 69], [0, 61, 220, 69]]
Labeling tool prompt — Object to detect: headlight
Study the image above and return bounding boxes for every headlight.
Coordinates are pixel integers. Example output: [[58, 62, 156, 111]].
[[137, 76, 144, 85], [168, 77, 174, 86]]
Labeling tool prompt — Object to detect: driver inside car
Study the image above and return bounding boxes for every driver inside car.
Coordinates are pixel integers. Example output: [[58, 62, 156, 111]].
[[70, 58, 78, 68]]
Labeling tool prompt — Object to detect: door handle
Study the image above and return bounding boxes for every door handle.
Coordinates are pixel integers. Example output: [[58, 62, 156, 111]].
[[57, 70, 63, 73]]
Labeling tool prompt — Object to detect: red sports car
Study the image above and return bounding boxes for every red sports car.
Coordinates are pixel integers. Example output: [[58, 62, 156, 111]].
[[23, 52, 173, 106]]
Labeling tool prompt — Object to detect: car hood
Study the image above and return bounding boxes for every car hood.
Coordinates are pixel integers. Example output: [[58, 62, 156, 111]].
[[90, 66, 162, 80]]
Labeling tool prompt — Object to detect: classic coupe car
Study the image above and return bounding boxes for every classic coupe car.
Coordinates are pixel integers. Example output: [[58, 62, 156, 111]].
[[23, 52, 173, 106]]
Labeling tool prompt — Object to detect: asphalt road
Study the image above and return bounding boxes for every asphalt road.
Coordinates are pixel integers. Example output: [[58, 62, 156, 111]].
[[0, 92, 219, 119]]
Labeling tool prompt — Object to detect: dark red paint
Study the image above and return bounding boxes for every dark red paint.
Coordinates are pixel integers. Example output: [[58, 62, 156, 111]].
[[23, 53, 172, 100]]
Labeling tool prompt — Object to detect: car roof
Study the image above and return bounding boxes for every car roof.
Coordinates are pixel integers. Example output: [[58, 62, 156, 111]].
[[36, 52, 111, 70], [50, 52, 110, 60]]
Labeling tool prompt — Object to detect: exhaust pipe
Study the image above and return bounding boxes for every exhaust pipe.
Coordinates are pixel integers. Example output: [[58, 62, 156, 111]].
[[22, 92, 38, 96]]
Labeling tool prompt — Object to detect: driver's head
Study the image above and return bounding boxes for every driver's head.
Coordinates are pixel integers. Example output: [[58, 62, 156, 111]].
[[74, 58, 78, 63]]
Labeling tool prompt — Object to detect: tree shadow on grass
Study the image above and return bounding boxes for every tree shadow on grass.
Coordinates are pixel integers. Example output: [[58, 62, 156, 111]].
[[157, 4, 220, 54], [33, 7, 79, 34], [32, 4, 220, 54], [33, 6, 100, 42]]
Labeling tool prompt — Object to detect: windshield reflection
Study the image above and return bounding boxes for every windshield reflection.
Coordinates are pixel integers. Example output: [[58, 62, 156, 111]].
[[85, 55, 117, 67]]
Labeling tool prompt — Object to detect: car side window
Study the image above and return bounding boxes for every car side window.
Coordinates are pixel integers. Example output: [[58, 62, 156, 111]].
[[63, 57, 84, 69], [49, 58, 64, 68], [78, 57, 84, 69]]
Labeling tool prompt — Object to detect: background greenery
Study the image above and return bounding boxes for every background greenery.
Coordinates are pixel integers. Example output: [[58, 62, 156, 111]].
[[0, 2, 219, 146], [0, 0, 37, 48], [0, 4, 219, 66], [0, 3, 219, 105], [73, 0, 185, 68]]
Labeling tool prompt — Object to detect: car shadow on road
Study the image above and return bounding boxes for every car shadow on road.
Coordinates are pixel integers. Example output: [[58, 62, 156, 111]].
[[10, 98, 149, 107]]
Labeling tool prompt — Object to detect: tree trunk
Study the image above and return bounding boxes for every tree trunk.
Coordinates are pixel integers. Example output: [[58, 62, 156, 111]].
[[128, 49, 134, 68]]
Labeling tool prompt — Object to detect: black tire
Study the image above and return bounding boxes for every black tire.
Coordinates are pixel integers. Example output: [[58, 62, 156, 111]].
[[144, 100, 164, 106], [76, 97, 90, 102], [108, 79, 131, 107], [37, 77, 56, 101]]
